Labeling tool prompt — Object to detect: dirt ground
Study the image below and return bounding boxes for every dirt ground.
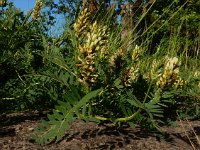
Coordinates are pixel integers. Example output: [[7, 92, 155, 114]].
[[0, 112, 200, 150]]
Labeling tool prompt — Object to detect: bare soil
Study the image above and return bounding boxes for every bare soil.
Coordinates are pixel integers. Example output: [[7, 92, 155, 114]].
[[0, 112, 200, 150]]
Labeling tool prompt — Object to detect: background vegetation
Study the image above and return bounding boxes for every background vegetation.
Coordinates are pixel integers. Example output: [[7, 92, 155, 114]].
[[0, 0, 199, 145]]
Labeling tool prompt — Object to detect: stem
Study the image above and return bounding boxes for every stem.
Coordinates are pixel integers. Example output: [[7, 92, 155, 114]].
[[117, 80, 153, 122], [142, 79, 153, 105], [94, 115, 109, 121], [116, 108, 141, 122], [85, 81, 153, 123]]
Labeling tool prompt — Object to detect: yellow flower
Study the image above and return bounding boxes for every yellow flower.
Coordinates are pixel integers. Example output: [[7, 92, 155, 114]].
[[74, 8, 90, 37], [109, 48, 125, 72], [32, 0, 43, 21], [156, 57, 183, 89], [174, 78, 184, 88], [131, 45, 142, 61], [123, 66, 140, 87], [194, 71, 200, 78], [76, 21, 109, 86], [0, 0, 6, 7]]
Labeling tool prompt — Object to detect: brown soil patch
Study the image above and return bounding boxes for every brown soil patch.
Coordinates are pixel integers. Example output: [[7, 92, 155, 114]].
[[0, 112, 200, 150]]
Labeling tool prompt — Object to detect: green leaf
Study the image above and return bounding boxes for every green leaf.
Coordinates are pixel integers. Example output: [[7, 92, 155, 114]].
[[145, 100, 163, 118], [114, 78, 121, 87], [127, 98, 142, 108], [33, 88, 102, 145]]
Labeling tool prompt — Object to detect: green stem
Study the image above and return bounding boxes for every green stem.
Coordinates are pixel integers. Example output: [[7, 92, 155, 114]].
[[92, 108, 141, 122], [94, 115, 109, 121], [142, 80, 153, 105], [116, 108, 141, 122], [85, 81, 153, 123], [114, 80, 151, 122]]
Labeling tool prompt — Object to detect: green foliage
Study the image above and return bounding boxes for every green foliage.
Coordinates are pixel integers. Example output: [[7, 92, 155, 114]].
[[32, 88, 102, 145], [0, 1, 56, 113], [0, 2, 42, 112]]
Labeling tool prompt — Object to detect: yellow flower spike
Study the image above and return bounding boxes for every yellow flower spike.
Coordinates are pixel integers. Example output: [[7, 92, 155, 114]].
[[123, 66, 140, 87], [131, 45, 142, 61], [0, 0, 6, 7], [74, 8, 90, 37], [75, 17, 109, 86], [32, 0, 43, 21], [156, 56, 184, 89], [194, 71, 200, 78]]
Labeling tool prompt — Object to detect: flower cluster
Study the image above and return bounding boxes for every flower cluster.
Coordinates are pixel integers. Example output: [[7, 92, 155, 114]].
[[194, 71, 200, 89], [156, 57, 183, 89], [194, 70, 200, 78], [131, 45, 142, 62], [89, 22, 109, 59], [122, 45, 142, 86], [0, 0, 6, 7], [32, 0, 43, 21], [123, 66, 140, 86], [76, 21, 109, 86], [74, 8, 90, 38], [109, 48, 125, 72], [150, 59, 161, 79]]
